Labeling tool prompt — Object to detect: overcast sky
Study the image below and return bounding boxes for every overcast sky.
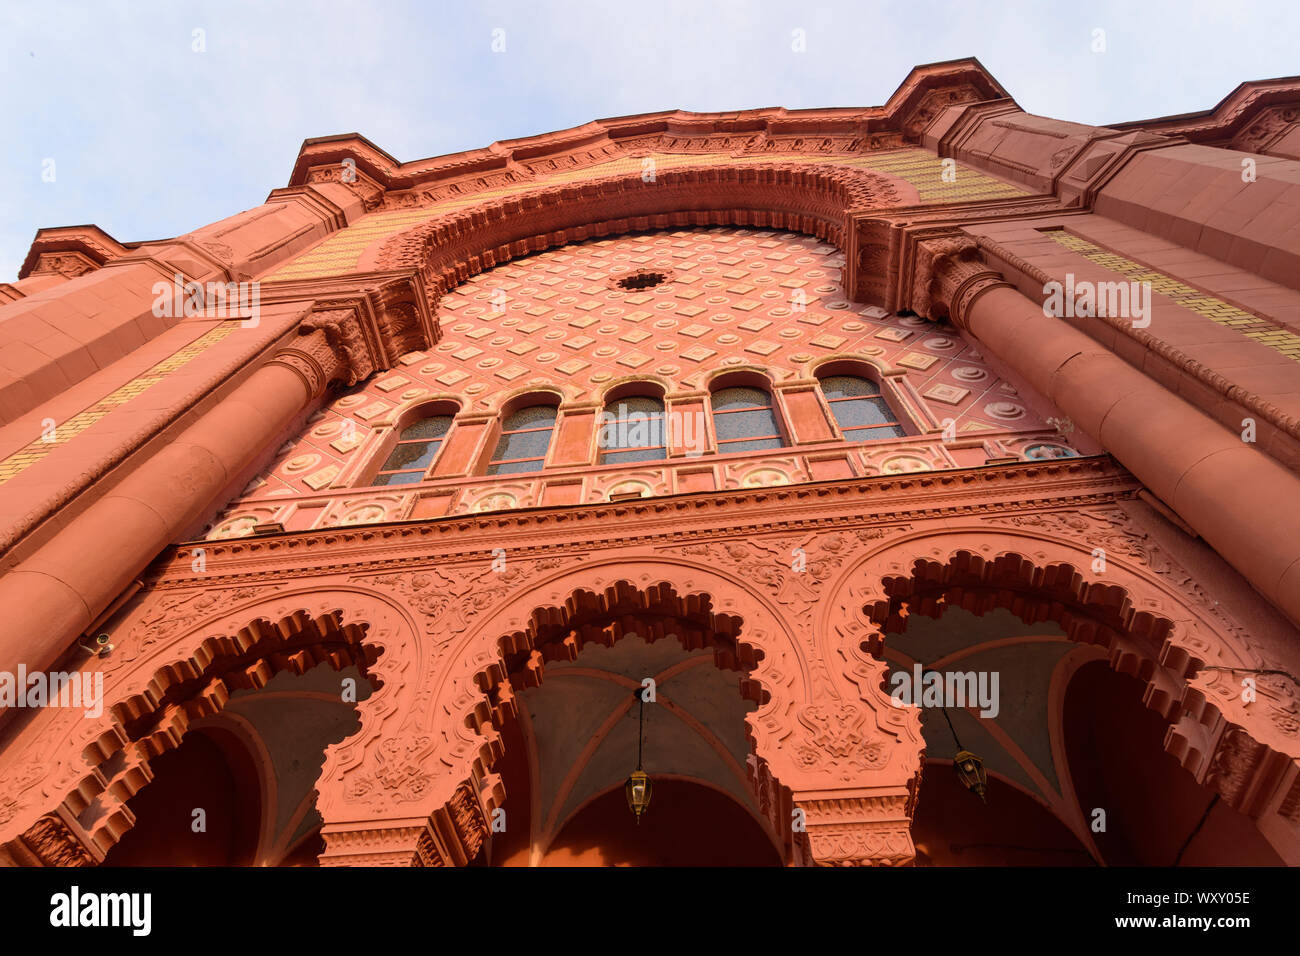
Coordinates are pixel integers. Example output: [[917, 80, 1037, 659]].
[[2, 0, 1297, 280]]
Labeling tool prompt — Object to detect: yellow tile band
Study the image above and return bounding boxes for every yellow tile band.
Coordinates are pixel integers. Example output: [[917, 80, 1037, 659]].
[[263, 148, 1029, 282], [1045, 230, 1300, 364], [0, 322, 240, 486]]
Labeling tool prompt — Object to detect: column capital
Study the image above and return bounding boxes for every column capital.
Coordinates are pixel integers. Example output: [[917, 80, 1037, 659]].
[[910, 235, 1011, 327], [318, 780, 497, 867], [794, 789, 916, 866], [268, 308, 373, 397], [263, 272, 436, 398], [3, 813, 99, 867]]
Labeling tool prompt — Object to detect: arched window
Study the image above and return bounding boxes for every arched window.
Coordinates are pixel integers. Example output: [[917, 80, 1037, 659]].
[[711, 385, 785, 454], [373, 415, 453, 486], [598, 395, 666, 464], [487, 404, 558, 475], [820, 375, 904, 441]]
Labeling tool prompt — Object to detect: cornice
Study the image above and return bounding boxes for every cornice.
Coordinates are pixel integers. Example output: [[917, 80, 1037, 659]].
[[846, 196, 1068, 308], [21, 67, 1298, 283], [281, 60, 1015, 202], [257, 268, 439, 354], [1109, 76, 1300, 140], [17, 224, 130, 280], [152, 457, 1139, 587], [262, 183, 352, 229]]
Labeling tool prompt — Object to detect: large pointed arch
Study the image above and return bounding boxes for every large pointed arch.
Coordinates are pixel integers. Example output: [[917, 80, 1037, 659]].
[[821, 520, 1300, 863], [0, 585, 419, 866]]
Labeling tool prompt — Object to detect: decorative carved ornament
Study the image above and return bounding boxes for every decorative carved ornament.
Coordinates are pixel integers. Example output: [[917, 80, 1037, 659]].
[[3, 458, 1294, 867], [29, 252, 98, 278], [909, 236, 1010, 325]]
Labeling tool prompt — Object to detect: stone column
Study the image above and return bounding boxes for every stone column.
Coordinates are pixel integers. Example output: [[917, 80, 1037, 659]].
[[0, 185, 367, 425], [915, 238, 1300, 625], [0, 312, 373, 685], [747, 691, 924, 867]]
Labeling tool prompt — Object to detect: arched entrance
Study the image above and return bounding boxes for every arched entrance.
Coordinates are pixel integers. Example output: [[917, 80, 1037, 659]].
[[1063, 661, 1285, 866], [912, 760, 1096, 866], [539, 779, 782, 867], [829, 532, 1300, 865], [309, 560, 922, 868], [469, 580, 788, 866], [102, 725, 263, 867], [478, 614, 786, 866], [0, 600, 389, 866]]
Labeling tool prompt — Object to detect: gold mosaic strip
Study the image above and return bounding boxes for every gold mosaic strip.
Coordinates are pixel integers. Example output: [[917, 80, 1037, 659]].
[[263, 148, 1029, 283], [0, 322, 240, 486], [1045, 230, 1300, 362], [838, 151, 1028, 203]]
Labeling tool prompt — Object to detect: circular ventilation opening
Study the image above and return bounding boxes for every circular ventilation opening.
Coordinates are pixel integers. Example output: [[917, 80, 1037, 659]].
[[616, 270, 669, 291]]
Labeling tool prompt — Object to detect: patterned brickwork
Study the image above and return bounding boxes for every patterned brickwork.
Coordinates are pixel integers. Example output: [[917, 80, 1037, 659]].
[[263, 149, 1028, 283], [0, 322, 240, 486], [1046, 230, 1300, 362]]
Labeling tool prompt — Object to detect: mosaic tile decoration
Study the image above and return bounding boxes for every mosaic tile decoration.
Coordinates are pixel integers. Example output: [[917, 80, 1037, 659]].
[[1046, 229, 1300, 362], [263, 148, 1029, 283]]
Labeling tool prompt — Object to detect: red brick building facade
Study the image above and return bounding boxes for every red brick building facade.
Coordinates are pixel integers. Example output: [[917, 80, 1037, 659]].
[[2, 59, 1299, 866]]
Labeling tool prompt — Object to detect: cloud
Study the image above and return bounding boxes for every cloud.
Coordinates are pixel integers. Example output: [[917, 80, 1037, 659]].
[[1, 0, 1297, 279]]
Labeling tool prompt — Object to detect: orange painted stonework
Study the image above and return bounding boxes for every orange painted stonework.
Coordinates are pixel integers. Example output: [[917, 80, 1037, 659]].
[[2, 60, 1300, 867]]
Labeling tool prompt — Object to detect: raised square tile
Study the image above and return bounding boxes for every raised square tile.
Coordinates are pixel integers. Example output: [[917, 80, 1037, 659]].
[[330, 431, 366, 454], [304, 466, 341, 491], [898, 352, 939, 371], [810, 333, 846, 349], [924, 384, 970, 405]]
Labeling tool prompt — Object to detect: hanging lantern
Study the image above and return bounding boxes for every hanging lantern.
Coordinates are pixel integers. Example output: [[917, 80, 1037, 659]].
[[626, 687, 653, 823], [953, 748, 988, 802], [625, 769, 653, 823]]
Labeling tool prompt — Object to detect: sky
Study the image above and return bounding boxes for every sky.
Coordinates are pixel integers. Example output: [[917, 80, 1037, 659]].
[[1, 0, 1297, 281]]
